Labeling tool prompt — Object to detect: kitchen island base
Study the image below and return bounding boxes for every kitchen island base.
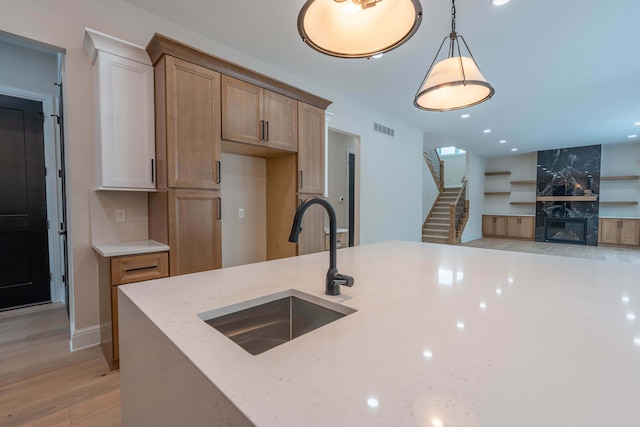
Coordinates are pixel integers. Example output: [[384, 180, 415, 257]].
[[119, 293, 253, 426]]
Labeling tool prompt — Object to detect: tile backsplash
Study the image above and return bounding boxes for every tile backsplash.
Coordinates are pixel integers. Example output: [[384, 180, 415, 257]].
[[90, 191, 149, 243]]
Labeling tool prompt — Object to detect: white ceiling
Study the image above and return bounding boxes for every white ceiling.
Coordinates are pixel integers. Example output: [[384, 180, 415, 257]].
[[125, 0, 640, 158]]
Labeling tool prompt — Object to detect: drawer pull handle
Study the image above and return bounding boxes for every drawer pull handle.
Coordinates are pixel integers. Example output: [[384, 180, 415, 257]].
[[124, 265, 158, 273]]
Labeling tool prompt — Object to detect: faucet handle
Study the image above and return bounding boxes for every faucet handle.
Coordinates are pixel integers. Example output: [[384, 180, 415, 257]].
[[333, 273, 354, 288]]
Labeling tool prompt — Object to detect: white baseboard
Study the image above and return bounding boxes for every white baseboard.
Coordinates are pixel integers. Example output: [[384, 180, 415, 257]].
[[70, 324, 100, 352]]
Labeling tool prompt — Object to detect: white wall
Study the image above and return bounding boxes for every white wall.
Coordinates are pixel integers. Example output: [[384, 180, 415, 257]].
[[220, 154, 266, 268], [461, 151, 486, 242], [0, 0, 424, 347], [443, 154, 466, 188], [90, 191, 148, 243], [484, 152, 537, 216], [0, 40, 57, 96], [422, 137, 440, 222], [327, 130, 355, 229], [600, 142, 640, 218]]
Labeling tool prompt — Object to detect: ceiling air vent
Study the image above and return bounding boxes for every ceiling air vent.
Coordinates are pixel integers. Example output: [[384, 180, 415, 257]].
[[373, 122, 395, 137]]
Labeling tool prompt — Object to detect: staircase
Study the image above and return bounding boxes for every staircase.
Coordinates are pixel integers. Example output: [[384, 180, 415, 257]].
[[422, 188, 469, 245], [423, 152, 443, 192], [422, 188, 459, 244]]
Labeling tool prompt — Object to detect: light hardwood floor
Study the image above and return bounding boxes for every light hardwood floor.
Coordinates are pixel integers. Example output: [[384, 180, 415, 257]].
[[0, 303, 120, 427], [462, 237, 640, 265]]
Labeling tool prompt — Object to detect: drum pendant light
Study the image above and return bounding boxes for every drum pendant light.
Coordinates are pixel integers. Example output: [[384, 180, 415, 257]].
[[297, 0, 423, 59], [414, 0, 494, 111]]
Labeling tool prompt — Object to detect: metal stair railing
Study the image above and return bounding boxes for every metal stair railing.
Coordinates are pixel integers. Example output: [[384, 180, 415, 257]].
[[448, 178, 467, 245]]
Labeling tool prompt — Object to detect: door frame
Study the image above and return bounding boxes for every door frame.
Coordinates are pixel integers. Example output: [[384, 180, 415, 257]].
[[326, 127, 360, 246], [0, 85, 64, 304]]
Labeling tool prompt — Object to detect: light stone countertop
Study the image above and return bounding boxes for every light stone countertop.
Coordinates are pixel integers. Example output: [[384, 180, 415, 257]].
[[91, 239, 169, 257], [119, 240, 640, 426]]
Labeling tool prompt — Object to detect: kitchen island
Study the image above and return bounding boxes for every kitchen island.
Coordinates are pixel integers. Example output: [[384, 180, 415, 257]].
[[119, 241, 640, 426]]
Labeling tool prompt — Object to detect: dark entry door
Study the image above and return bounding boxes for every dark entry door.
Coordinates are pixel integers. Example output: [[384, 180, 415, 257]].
[[0, 94, 50, 310]]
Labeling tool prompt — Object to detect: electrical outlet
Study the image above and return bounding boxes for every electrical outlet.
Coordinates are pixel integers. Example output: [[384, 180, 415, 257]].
[[115, 209, 126, 222], [238, 208, 244, 219]]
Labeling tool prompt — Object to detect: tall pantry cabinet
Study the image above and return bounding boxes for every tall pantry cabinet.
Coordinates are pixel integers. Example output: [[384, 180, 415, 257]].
[[146, 34, 331, 276], [149, 55, 222, 276]]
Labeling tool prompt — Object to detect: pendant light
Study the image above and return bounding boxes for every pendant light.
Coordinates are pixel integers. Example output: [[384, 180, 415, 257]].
[[297, 0, 423, 59], [414, 0, 494, 111]]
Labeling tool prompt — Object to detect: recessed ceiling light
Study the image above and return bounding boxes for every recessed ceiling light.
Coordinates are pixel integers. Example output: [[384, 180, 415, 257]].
[[491, 0, 510, 5], [634, 122, 640, 126], [371, 53, 384, 59], [499, 140, 506, 144], [461, 114, 470, 118], [629, 134, 638, 138], [483, 129, 491, 133], [511, 148, 518, 151]]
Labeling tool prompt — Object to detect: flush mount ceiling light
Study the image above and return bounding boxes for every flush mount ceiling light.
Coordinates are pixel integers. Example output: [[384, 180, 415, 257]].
[[414, 0, 494, 111], [297, 0, 423, 59]]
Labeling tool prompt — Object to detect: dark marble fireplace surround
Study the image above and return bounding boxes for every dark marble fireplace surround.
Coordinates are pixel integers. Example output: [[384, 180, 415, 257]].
[[536, 145, 601, 246]]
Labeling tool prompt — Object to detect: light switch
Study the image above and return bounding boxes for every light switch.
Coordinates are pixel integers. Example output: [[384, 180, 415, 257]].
[[238, 208, 244, 219], [115, 209, 126, 222]]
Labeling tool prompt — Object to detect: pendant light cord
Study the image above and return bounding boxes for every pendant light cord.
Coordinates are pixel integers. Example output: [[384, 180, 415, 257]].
[[451, 0, 456, 35], [449, 0, 457, 57]]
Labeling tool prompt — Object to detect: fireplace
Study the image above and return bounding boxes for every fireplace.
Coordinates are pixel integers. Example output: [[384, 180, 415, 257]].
[[544, 218, 587, 245]]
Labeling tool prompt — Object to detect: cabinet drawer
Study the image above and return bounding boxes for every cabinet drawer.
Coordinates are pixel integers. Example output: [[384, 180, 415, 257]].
[[110, 252, 169, 285]]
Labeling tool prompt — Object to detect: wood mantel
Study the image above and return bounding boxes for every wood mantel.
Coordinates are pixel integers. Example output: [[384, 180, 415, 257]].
[[536, 196, 598, 202]]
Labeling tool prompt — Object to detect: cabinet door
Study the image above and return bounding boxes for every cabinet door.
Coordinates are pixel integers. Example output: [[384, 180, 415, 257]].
[[297, 196, 325, 255], [168, 189, 222, 275], [507, 217, 520, 237], [221, 75, 263, 146], [96, 51, 155, 190], [519, 216, 535, 239], [298, 103, 325, 194], [482, 215, 495, 236], [619, 219, 640, 246], [264, 90, 297, 151], [494, 216, 508, 237], [165, 57, 221, 189], [599, 218, 621, 245]]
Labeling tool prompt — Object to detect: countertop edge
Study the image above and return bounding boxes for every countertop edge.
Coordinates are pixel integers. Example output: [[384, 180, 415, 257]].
[[92, 239, 170, 257]]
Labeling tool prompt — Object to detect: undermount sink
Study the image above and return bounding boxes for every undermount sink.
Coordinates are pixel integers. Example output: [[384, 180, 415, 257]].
[[197, 289, 356, 355]]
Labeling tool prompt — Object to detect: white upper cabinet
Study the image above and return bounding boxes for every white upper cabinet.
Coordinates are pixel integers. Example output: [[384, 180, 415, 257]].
[[83, 28, 155, 191]]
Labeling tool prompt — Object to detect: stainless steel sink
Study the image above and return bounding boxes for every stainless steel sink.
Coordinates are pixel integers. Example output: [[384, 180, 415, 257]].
[[197, 289, 356, 355]]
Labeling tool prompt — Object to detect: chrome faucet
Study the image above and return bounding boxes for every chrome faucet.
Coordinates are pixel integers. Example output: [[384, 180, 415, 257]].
[[288, 196, 354, 296]]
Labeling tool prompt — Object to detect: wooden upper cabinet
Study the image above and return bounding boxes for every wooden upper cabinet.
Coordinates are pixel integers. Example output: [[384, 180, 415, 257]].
[[221, 75, 262, 145], [168, 189, 222, 275], [163, 56, 221, 190], [263, 91, 297, 151], [221, 75, 297, 151], [297, 102, 325, 194]]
